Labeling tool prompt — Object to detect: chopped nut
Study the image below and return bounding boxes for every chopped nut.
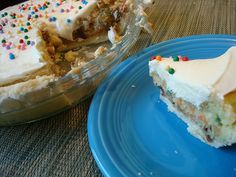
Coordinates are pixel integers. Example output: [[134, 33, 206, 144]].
[[65, 51, 78, 62], [47, 46, 55, 55], [50, 35, 63, 48], [95, 46, 107, 57]]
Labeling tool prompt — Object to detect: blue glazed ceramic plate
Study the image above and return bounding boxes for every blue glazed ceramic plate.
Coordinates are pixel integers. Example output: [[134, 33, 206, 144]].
[[88, 35, 236, 177]]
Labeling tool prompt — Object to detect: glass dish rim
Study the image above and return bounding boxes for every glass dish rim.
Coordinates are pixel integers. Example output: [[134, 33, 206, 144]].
[[0, 1, 143, 117]]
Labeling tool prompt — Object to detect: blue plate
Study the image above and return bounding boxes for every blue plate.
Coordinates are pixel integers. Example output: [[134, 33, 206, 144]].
[[88, 35, 236, 177]]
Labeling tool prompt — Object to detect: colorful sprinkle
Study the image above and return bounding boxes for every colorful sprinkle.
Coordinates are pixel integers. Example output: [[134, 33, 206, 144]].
[[173, 56, 179, 62], [49, 16, 57, 22], [9, 53, 15, 60], [182, 56, 189, 61], [155, 55, 162, 61], [151, 55, 162, 61], [82, 0, 88, 5], [151, 56, 156, 60], [66, 19, 72, 23], [19, 39, 24, 43], [168, 68, 175, 75], [31, 41, 35, 46]]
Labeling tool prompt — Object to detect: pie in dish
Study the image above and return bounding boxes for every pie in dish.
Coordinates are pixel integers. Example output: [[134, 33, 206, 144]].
[[149, 47, 236, 148], [0, 0, 152, 106]]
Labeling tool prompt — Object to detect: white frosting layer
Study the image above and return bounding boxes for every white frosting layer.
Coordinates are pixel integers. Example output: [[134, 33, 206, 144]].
[[0, 75, 56, 103], [0, 34, 43, 85], [38, 0, 97, 40], [149, 46, 236, 107], [0, 0, 97, 85]]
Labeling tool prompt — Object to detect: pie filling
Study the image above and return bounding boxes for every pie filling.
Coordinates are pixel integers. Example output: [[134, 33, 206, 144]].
[[0, 0, 133, 88]]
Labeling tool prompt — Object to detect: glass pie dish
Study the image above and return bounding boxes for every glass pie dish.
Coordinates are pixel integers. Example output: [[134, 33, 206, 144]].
[[0, 0, 149, 126]]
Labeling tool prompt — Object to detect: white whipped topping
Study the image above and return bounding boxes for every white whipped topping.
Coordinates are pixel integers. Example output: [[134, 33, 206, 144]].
[[149, 46, 236, 107]]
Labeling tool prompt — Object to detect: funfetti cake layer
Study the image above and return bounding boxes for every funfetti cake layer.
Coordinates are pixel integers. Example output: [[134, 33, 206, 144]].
[[149, 47, 236, 148], [0, 0, 138, 103]]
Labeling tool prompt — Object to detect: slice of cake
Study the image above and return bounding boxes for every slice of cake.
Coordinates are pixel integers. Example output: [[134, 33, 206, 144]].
[[0, 0, 150, 104], [149, 47, 236, 148]]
